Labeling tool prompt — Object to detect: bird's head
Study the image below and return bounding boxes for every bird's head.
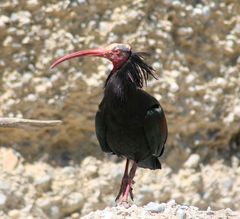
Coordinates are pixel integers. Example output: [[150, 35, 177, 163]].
[[51, 43, 131, 72]]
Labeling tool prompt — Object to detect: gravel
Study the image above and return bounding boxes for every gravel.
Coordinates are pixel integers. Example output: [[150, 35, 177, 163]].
[[0, 147, 239, 218], [82, 201, 240, 219]]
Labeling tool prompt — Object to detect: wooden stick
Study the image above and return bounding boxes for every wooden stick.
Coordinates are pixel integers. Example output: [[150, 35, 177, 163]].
[[0, 117, 62, 129]]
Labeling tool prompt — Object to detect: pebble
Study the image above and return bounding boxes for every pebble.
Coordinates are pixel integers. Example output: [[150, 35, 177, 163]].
[[172, 0, 181, 7], [62, 166, 76, 175], [63, 192, 84, 214], [22, 73, 33, 84], [0, 182, 10, 191], [144, 202, 166, 213], [0, 193, 7, 209], [206, 206, 214, 215], [192, 7, 203, 16], [176, 208, 187, 219], [168, 200, 177, 207], [0, 15, 10, 28], [184, 154, 200, 169], [37, 198, 52, 209], [177, 27, 193, 36], [8, 209, 21, 219], [25, 93, 38, 102], [27, 0, 39, 7], [49, 206, 61, 219], [2, 149, 19, 171], [102, 210, 113, 219], [35, 175, 52, 192]]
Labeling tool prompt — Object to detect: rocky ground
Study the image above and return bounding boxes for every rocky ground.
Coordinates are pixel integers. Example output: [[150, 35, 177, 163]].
[[83, 201, 240, 219], [0, 147, 240, 218], [0, 0, 240, 218]]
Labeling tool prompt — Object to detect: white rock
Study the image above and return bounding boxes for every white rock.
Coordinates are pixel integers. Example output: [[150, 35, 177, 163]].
[[8, 209, 21, 219], [193, 8, 203, 16], [49, 206, 61, 219], [101, 210, 113, 219], [0, 193, 7, 209], [177, 27, 193, 36], [0, 15, 10, 28], [0, 182, 10, 191], [185, 74, 195, 84], [168, 199, 177, 207], [35, 175, 52, 192], [176, 208, 187, 219], [37, 198, 52, 209], [63, 192, 84, 214], [184, 154, 201, 169], [27, 0, 39, 7], [144, 202, 166, 213], [25, 94, 38, 102]]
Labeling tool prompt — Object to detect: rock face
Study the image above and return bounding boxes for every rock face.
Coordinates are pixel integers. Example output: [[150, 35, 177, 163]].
[[0, 0, 240, 218]]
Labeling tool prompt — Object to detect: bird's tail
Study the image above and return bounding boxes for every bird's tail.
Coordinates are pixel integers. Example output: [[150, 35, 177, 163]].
[[137, 156, 161, 170]]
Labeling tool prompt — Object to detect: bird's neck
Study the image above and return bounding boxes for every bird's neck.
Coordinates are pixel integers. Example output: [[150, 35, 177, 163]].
[[104, 70, 135, 102], [104, 53, 156, 103]]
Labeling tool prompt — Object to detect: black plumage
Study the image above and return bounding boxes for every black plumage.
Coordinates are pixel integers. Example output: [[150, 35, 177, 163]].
[[96, 53, 167, 170]]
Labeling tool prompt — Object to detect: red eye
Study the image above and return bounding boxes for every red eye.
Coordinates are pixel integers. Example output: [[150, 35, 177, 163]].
[[114, 50, 120, 55]]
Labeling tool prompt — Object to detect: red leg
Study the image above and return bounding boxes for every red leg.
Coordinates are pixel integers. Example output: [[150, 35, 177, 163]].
[[119, 162, 137, 204], [115, 159, 130, 201]]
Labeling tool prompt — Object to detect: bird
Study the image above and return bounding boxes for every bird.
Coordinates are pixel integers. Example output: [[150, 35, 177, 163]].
[[51, 43, 168, 206]]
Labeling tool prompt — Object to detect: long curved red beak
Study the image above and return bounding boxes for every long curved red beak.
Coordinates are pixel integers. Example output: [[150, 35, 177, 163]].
[[50, 48, 105, 69]]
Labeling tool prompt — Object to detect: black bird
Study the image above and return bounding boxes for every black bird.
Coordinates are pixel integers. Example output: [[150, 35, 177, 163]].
[[51, 43, 168, 205]]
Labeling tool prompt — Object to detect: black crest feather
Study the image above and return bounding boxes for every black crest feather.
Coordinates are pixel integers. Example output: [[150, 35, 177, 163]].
[[126, 52, 158, 88], [105, 52, 157, 88]]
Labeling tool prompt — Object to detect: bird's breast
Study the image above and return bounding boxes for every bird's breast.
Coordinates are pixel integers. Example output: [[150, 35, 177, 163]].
[[103, 106, 149, 161], [98, 88, 159, 161]]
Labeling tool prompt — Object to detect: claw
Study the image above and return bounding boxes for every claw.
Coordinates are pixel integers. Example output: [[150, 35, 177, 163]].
[[130, 187, 134, 200]]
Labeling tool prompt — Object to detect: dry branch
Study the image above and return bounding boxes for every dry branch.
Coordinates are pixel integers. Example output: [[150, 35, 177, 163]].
[[0, 117, 62, 129]]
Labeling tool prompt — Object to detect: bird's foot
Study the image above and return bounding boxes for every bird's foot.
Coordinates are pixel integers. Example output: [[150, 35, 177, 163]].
[[116, 200, 131, 208], [115, 179, 134, 202], [116, 184, 134, 202], [129, 186, 134, 200]]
